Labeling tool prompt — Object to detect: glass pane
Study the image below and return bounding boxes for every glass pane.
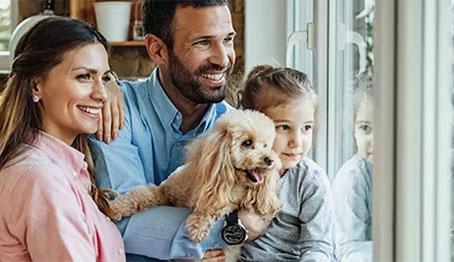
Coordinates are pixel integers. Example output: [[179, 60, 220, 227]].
[[450, 1, 454, 260], [331, 0, 374, 261], [0, 0, 11, 52]]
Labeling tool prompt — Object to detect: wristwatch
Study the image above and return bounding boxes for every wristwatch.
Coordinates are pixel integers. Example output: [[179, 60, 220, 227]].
[[221, 210, 248, 245]]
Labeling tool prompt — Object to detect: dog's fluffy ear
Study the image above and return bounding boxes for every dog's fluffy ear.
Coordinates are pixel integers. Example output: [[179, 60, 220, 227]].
[[187, 123, 236, 211]]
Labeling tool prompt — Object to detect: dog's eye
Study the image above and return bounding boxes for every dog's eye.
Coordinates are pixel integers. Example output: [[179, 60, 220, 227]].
[[242, 139, 253, 147]]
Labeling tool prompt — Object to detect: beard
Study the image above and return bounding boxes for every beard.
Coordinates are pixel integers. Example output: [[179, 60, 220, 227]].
[[167, 50, 233, 104]]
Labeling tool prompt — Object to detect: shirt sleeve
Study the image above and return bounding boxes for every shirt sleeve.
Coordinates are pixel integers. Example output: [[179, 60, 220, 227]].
[[89, 87, 226, 260], [331, 159, 372, 262], [89, 89, 147, 193], [298, 168, 335, 262], [9, 167, 97, 262]]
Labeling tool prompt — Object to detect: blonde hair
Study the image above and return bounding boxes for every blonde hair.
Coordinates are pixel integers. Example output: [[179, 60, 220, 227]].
[[0, 17, 114, 218], [240, 65, 320, 130]]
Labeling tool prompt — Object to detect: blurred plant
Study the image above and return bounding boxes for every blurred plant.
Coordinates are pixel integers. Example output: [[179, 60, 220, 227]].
[[356, 0, 374, 78]]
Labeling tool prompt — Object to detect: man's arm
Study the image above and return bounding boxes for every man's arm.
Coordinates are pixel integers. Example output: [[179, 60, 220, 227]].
[[89, 88, 227, 260], [97, 72, 125, 144]]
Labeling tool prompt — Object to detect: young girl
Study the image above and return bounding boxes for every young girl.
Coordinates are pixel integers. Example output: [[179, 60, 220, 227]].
[[332, 84, 374, 262], [239, 65, 334, 261]]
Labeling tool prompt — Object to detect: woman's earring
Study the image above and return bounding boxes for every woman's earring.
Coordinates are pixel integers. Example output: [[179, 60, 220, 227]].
[[32, 95, 40, 103]]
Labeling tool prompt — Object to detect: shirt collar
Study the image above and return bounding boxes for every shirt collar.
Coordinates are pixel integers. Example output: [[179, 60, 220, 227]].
[[147, 68, 217, 134], [147, 68, 179, 128], [33, 131, 87, 177]]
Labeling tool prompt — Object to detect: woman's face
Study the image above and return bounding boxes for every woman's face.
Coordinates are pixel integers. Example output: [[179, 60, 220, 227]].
[[35, 43, 110, 144], [354, 97, 375, 162]]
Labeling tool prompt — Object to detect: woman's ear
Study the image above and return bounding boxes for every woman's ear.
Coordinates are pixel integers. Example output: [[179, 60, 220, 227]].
[[32, 77, 43, 98], [144, 34, 168, 65]]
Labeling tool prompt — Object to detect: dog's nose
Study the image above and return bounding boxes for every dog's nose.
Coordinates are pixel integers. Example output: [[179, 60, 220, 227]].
[[264, 156, 273, 166]]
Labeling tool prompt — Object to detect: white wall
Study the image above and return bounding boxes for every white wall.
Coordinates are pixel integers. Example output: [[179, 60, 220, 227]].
[[244, 0, 288, 72]]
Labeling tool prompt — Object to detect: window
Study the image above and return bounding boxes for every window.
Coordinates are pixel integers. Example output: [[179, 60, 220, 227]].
[[0, 0, 17, 71], [0, 0, 12, 51], [244, 0, 451, 260]]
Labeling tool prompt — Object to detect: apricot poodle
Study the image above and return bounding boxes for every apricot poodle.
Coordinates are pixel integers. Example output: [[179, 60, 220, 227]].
[[108, 109, 281, 244]]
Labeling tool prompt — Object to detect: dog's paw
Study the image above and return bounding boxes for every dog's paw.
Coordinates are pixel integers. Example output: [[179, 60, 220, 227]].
[[186, 215, 210, 243], [188, 227, 209, 243], [108, 200, 124, 221], [110, 212, 123, 221]]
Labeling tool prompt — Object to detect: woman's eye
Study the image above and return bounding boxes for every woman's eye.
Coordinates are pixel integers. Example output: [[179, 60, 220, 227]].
[[77, 74, 92, 81], [102, 74, 112, 84], [242, 139, 253, 147]]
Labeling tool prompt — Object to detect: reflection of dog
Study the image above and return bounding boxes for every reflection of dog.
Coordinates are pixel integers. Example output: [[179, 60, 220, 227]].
[[109, 109, 281, 244]]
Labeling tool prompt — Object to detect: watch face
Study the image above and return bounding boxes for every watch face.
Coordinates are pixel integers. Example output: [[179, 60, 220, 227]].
[[222, 224, 247, 245]]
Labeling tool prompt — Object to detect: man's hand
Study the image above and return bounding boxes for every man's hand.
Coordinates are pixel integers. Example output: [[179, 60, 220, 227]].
[[97, 72, 125, 143], [174, 249, 225, 262], [238, 210, 273, 241]]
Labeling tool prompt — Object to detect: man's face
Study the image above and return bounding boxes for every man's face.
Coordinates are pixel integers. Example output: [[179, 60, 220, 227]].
[[165, 5, 236, 104]]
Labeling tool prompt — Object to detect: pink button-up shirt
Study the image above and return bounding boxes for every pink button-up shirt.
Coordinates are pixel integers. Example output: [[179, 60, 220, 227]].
[[0, 132, 125, 262]]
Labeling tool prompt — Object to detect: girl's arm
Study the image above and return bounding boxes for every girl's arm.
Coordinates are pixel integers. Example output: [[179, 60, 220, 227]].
[[331, 157, 373, 262], [298, 168, 335, 262]]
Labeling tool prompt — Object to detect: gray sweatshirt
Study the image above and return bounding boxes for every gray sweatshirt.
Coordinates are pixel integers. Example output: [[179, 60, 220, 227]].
[[240, 157, 335, 262], [331, 153, 373, 262]]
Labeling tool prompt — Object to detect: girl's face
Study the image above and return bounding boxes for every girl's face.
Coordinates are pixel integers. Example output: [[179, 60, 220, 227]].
[[264, 97, 315, 172], [354, 97, 374, 162], [35, 43, 110, 145]]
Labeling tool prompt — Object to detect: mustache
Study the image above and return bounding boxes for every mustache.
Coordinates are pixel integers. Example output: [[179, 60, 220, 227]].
[[195, 63, 233, 75]]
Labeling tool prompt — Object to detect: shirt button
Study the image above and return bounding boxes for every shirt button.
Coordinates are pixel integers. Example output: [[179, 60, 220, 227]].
[[118, 248, 123, 255]]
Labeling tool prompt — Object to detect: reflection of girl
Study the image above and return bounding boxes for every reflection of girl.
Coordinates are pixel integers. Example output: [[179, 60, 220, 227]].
[[240, 65, 334, 261], [0, 17, 125, 261], [332, 86, 374, 262]]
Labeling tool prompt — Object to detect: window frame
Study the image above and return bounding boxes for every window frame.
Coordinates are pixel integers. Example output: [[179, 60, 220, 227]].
[[374, 0, 452, 261]]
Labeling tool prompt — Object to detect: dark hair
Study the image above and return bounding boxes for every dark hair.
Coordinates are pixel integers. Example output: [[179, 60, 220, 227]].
[[0, 17, 114, 217], [240, 65, 320, 131], [142, 0, 228, 48]]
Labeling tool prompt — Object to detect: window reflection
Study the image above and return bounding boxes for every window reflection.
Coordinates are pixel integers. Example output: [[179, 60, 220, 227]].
[[332, 79, 374, 262], [331, 0, 375, 261]]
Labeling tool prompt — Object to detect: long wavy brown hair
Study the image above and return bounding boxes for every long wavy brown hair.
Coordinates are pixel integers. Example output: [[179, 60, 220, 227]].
[[0, 17, 113, 217]]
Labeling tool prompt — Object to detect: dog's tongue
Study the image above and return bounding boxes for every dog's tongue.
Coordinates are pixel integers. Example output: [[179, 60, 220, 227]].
[[251, 169, 264, 183]]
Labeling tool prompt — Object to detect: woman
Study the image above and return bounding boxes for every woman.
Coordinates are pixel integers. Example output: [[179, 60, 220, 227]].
[[0, 17, 125, 261]]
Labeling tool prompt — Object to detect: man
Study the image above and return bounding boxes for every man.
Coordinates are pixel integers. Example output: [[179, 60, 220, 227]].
[[90, 1, 262, 261]]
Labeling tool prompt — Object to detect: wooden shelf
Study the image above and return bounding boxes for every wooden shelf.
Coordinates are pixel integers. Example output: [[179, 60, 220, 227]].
[[110, 40, 145, 47]]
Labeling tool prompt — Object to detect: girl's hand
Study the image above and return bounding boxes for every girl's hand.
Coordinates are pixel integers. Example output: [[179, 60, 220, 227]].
[[97, 72, 125, 143], [174, 249, 225, 262]]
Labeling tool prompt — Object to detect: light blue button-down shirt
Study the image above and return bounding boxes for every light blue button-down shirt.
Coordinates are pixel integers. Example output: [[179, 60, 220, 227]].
[[89, 68, 231, 261]]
